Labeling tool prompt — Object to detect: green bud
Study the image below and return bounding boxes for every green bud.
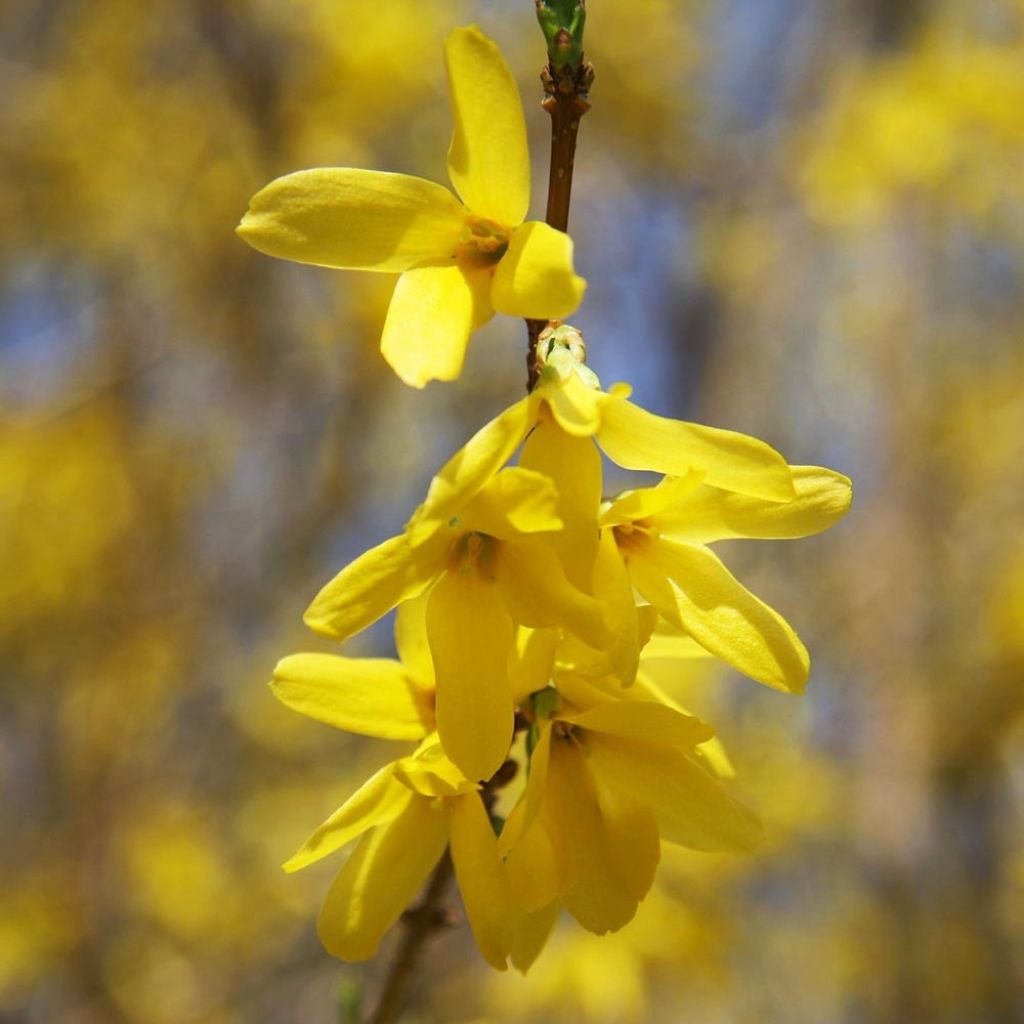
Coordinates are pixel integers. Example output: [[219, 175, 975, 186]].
[[535, 0, 586, 69]]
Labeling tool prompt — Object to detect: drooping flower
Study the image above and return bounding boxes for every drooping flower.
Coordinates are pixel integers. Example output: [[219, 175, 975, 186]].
[[270, 606, 556, 971], [497, 691, 763, 935], [600, 465, 853, 692], [237, 26, 586, 387], [302, 467, 609, 782]]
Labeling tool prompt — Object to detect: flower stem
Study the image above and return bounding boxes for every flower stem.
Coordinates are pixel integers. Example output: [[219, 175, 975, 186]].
[[526, 0, 594, 390]]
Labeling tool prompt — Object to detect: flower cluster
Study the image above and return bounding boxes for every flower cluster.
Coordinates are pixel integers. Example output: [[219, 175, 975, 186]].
[[242, 25, 852, 974]]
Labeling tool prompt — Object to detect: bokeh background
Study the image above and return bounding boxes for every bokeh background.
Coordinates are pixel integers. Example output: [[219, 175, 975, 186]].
[[3, 0, 1024, 1021]]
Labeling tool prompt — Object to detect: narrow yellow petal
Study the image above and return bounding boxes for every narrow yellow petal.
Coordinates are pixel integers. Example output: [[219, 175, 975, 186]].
[[564, 701, 714, 748], [491, 222, 586, 320], [445, 25, 530, 226], [597, 395, 796, 501], [593, 526, 642, 685], [303, 531, 445, 641], [317, 796, 449, 961], [497, 539, 610, 650], [381, 264, 493, 388], [394, 593, 435, 686], [653, 465, 854, 543], [497, 723, 552, 857], [409, 394, 541, 542], [238, 168, 464, 272], [427, 568, 515, 782], [542, 737, 644, 934], [539, 371, 604, 437], [449, 794, 515, 970], [508, 628, 558, 704], [637, 537, 810, 693], [520, 415, 602, 591], [459, 467, 562, 539], [507, 901, 560, 975], [502, 800, 560, 911], [271, 654, 432, 740], [588, 735, 764, 853], [600, 472, 703, 528], [284, 766, 409, 872], [393, 742, 477, 798]]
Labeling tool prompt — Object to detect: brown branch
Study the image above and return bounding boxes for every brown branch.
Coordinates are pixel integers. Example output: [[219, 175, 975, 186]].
[[526, 57, 594, 391]]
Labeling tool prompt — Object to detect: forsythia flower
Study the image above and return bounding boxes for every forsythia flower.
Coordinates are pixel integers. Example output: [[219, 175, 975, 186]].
[[272, 604, 557, 971], [237, 26, 586, 387], [303, 467, 609, 783]]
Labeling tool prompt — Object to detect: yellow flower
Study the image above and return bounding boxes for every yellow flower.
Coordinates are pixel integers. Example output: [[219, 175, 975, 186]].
[[601, 466, 852, 693], [271, 607, 556, 971], [237, 26, 586, 387], [302, 468, 609, 783], [497, 693, 763, 936]]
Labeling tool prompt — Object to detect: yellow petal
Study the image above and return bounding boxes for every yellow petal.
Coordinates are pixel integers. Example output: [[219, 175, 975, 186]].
[[634, 537, 810, 693], [317, 795, 449, 961], [593, 526, 642, 685], [508, 627, 558, 704], [502, 800, 560, 912], [303, 531, 445, 641], [427, 568, 515, 782], [539, 371, 604, 437], [409, 394, 541, 542], [445, 25, 530, 226], [587, 735, 764, 853], [497, 539, 610, 650], [542, 737, 645, 934], [491, 221, 587, 319], [653, 465, 854, 543], [381, 264, 493, 388], [271, 654, 432, 740], [507, 901, 560, 975], [394, 593, 435, 686], [640, 621, 714, 661], [460, 467, 562, 539], [238, 168, 465, 272], [600, 472, 703, 528], [497, 723, 552, 856], [449, 794, 515, 970], [394, 741, 477, 798], [520, 415, 602, 591], [597, 396, 796, 501], [564, 701, 714, 748], [284, 765, 409, 872]]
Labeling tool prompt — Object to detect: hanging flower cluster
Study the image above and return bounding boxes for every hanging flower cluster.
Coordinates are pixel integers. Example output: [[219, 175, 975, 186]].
[[241, 25, 851, 974]]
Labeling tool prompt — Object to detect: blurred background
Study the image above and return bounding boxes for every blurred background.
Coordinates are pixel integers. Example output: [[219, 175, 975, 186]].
[[3, 0, 1024, 1021]]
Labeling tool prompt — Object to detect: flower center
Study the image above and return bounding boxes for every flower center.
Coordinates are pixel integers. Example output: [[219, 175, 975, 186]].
[[456, 215, 510, 269], [448, 530, 498, 580]]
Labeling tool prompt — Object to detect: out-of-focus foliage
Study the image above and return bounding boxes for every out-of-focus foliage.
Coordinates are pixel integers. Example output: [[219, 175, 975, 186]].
[[2, 0, 1023, 1021]]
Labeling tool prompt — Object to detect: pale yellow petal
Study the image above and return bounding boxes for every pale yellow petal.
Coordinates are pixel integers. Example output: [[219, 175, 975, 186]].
[[284, 766, 409, 873], [502, 800, 560, 912], [394, 742, 477, 798], [409, 394, 541, 541], [497, 723, 552, 856], [238, 168, 464, 272], [303, 531, 445, 641], [597, 395, 796, 501], [427, 568, 515, 782], [588, 735, 763, 853], [539, 371, 604, 437], [459, 467, 562, 539], [637, 537, 810, 693], [449, 793, 515, 970], [317, 796, 449, 961], [508, 627, 558, 704], [445, 25, 530, 226], [565, 700, 714, 748], [497, 539, 610, 650], [520, 414, 602, 591], [381, 265, 493, 388], [542, 737, 644, 934], [394, 593, 435, 686], [592, 526, 642, 685], [653, 465, 854, 543], [271, 654, 432, 740], [491, 221, 586, 319], [600, 472, 703, 528]]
